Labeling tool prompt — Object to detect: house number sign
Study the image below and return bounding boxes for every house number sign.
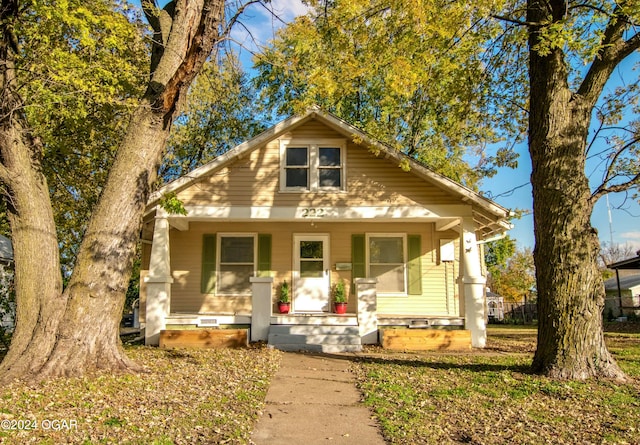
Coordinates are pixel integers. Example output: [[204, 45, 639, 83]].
[[301, 208, 327, 218]]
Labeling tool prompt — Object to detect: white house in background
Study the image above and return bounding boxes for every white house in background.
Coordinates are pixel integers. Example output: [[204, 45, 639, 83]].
[[0, 235, 13, 265], [486, 291, 505, 322], [139, 108, 512, 352], [605, 275, 640, 318], [0, 234, 14, 332]]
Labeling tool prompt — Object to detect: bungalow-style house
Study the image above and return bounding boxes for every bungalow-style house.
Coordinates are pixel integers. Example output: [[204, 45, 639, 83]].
[[140, 108, 512, 352]]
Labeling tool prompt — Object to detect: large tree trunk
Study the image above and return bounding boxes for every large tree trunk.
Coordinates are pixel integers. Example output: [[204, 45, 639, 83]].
[[527, 0, 625, 380], [0, 0, 225, 382], [0, 0, 66, 378]]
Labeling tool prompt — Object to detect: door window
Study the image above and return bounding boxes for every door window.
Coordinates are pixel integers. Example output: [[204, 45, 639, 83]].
[[300, 241, 324, 278]]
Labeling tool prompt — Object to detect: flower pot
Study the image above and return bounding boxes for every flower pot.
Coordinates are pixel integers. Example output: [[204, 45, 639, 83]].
[[334, 302, 347, 314], [278, 302, 290, 314]]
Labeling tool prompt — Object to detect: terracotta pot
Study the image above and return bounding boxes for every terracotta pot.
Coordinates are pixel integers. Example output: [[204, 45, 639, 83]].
[[278, 302, 290, 314], [334, 302, 347, 314]]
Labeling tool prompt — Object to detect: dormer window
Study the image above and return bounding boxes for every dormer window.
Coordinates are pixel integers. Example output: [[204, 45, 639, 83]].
[[280, 139, 346, 192], [318, 147, 341, 187], [285, 147, 309, 188]]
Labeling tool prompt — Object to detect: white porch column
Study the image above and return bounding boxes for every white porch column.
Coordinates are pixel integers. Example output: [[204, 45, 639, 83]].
[[356, 278, 378, 344], [250, 276, 273, 342], [145, 216, 173, 346], [461, 217, 487, 348]]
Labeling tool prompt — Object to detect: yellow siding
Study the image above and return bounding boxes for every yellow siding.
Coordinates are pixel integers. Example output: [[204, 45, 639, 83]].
[[165, 221, 461, 316], [146, 118, 476, 317], [375, 228, 460, 316], [176, 119, 452, 208]]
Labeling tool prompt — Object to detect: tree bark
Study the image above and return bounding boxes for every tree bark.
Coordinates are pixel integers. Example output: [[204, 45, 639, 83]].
[[0, 0, 67, 379], [527, 0, 625, 380], [0, 0, 225, 382]]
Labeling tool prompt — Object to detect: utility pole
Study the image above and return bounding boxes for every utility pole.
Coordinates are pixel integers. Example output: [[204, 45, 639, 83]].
[[606, 194, 614, 247]]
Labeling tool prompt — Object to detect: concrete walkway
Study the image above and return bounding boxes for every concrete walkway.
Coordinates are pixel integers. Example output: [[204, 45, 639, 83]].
[[251, 352, 387, 444]]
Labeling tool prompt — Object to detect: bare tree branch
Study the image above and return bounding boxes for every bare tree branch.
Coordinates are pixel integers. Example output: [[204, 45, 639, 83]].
[[578, 6, 640, 106], [222, 0, 263, 37], [591, 172, 640, 203]]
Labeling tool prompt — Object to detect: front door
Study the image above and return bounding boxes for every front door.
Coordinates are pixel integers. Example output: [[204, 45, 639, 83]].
[[293, 235, 330, 312]]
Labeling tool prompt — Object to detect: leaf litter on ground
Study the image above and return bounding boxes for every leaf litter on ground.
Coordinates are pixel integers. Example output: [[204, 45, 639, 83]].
[[1, 324, 639, 445], [0, 346, 281, 445], [352, 325, 640, 445]]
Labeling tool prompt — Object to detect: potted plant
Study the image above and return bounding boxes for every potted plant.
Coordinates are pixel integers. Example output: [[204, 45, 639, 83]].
[[278, 280, 290, 314], [333, 279, 347, 314]]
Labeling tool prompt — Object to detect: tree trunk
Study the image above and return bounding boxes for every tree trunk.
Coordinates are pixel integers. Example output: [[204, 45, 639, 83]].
[[527, 0, 625, 380], [0, 93, 67, 379], [0, 0, 66, 379], [31, 104, 170, 378], [0, 0, 225, 382]]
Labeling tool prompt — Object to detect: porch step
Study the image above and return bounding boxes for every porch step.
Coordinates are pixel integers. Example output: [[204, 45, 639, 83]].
[[270, 315, 358, 326], [268, 324, 362, 353], [271, 343, 363, 353], [270, 325, 360, 336]]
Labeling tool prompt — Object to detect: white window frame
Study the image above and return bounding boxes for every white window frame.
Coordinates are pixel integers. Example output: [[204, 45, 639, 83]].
[[366, 233, 408, 296], [279, 139, 347, 192], [216, 233, 257, 296]]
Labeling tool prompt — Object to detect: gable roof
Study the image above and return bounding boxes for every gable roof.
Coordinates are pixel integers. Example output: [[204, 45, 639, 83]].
[[605, 274, 640, 291], [607, 254, 640, 270], [147, 108, 512, 239]]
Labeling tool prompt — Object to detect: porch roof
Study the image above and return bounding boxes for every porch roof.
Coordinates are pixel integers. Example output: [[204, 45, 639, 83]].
[[607, 254, 640, 270], [146, 108, 512, 240]]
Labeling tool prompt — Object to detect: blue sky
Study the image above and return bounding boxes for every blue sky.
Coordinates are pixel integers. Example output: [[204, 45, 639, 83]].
[[234, 0, 639, 252], [483, 143, 640, 252], [136, 0, 639, 252]]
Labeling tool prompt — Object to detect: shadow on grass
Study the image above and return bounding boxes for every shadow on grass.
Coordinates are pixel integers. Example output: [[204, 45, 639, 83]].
[[291, 350, 532, 374], [355, 355, 533, 374]]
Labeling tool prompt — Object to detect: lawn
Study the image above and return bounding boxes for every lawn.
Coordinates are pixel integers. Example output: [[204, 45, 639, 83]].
[[0, 346, 282, 445], [0, 325, 638, 445], [355, 324, 640, 445]]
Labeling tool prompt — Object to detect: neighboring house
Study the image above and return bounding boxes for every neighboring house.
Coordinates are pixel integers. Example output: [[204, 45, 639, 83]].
[[605, 252, 640, 318], [140, 108, 512, 351], [606, 253, 640, 318], [0, 234, 13, 265], [0, 234, 14, 332], [604, 274, 640, 317], [486, 291, 505, 322]]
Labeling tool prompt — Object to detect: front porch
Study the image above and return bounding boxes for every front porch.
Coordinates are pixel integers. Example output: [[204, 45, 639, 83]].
[[154, 277, 470, 353], [159, 312, 469, 352], [143, 216, 491, 350]]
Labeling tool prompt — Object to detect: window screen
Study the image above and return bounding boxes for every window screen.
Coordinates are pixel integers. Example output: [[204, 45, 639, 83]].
[[218, 236, 254, 294], [369, 236, 405, 293]]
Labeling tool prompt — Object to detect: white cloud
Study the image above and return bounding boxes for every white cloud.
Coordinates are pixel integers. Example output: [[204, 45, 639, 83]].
[[270, 0, 312, 18], [620, 231, 640, 252], [229, 0, 311, 69]]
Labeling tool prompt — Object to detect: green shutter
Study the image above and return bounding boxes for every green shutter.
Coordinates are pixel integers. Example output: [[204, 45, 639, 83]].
[[257, 234, 272, 277], [201, 234, 217, 294], [352, 234, 366, 281], [407, 234, 422, 295]]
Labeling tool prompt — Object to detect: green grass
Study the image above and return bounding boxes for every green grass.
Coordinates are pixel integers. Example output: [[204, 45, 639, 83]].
[[0, 323, 638, 444], [355, 325, 640, 445]]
